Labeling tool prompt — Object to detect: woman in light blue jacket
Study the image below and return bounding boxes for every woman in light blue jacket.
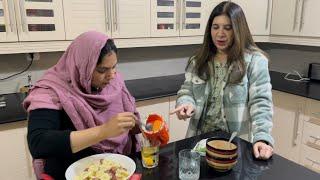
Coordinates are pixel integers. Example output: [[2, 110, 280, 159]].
[[171, 1, 274, 160]]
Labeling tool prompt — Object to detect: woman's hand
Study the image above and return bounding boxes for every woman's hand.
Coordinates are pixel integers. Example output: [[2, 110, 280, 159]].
[[253, 141, 273, 160], [70, 112, 137, 153], [101, 112, 137, 138], [170, 104, 195, 120]]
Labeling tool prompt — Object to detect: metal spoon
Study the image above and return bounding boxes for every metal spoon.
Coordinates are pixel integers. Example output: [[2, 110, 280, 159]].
[[228, 131, 237, 149], [139, 121, 153, 131]]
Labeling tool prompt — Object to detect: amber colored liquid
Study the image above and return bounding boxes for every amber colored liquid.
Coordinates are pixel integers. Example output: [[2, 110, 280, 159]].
[[141, 146, 159, 168]]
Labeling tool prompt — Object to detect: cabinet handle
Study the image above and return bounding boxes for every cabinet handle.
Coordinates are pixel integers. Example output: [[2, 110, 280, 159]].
[[181, 0, 186, 30], [104, 0, 110, 31], [176, 0, 180, 31], [293, 0, 299, 31], [305, 158, 320, 173], [19, 0, 27, 32], [306, 142, 320, 151], [299, 0, 306, 32], [113, 0, 118, 32], [308, 117, 320, 126], [265, 0, 270, 29], [292, 109, 300, 146]]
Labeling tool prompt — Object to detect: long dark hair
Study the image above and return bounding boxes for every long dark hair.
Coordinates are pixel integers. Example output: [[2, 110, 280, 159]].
[[193, 1, 265, 83], [97, 39, 118, 65]]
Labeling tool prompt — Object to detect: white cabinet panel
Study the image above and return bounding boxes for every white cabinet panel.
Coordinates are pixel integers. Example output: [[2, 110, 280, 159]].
[[271, 0, 300, 36], [0, 121, 36, 180], [232, 0, 272, 36], [112, 0, 150, 38], [299, 0, 320, 37], [151, 0, 179, 37], [179, 0, 207, 36], [0, 0, 18, 42], [14, 0, 65, 41], [272, 90, 306, 164], [301, 98, 320, 173], [63, 0, 110, 40], [64, 0, 150, 40]]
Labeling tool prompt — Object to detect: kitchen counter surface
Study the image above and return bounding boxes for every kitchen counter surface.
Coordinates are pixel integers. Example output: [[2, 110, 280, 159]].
[[130, 131, 320, 180], [1, 71, 320, 124]]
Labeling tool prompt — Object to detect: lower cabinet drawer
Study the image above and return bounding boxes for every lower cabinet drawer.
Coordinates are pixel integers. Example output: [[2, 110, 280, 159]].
[[302, 119, 320, 151], [300, 145, 320, 173]]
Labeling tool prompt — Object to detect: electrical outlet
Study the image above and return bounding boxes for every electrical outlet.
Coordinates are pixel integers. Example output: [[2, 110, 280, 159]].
[[26, 52, 40, 61]]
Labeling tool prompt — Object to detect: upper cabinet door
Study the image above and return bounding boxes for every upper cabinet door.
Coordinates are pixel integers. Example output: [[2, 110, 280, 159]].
[[232, 0, 272, 36], [111, 0, 150, 38], [179, 0, 206, 36], [271, 0, 300, 36], [63, 0, 110, 40], [14, 0, 65, 41], [0, 0, 18, 42], [151, 0, 180, 37], [299, 0, 320, 37]]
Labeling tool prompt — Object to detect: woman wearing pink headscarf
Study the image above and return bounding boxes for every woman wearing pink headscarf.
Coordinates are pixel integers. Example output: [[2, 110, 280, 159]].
[[23, 31, 140, 179]]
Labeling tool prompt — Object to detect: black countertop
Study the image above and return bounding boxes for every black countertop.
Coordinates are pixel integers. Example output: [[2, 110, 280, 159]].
[[130, 131, 320, 180], [1, 71, 320, 124]]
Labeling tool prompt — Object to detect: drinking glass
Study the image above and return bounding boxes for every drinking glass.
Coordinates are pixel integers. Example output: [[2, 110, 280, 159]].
[[179, 149, 200, 180], [141, 138, 160, 168]]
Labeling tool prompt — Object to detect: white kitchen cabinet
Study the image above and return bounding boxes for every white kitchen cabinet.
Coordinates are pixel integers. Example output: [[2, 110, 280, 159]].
[[272, 90, 306, 164], [271, 0, 320, 38], [136, 97, 170, 131], [0, 0, 65, 42], [63, 0, 150, 40], [0, 121, 36, 180], [111, 0, 150, 38], [300, 98, 320, 173], [63, 0, 110, 40], [232, 0, 272, 36], [0, 0, 18, 42], [150, 0, 209, 37], [14, 0, 65, 41], [169, 95, 190, 143], [299, 0, 320, 37], [271, 0, 300, 36]]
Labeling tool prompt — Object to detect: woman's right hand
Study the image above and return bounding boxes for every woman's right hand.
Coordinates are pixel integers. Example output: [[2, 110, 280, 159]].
[[170, 104, 195, 120], [101, 112, 137, 138]]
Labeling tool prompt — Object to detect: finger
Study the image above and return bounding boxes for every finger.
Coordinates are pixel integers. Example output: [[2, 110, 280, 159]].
[[253, 144, 260, 158], [263, 149, 273, 159], [119, 112, 138, 121], [185, 106, 194, 116], [119, 121, 135, 129], [170, 106, 184, 114], [180, 108, 186, 116], [259, 148, 267, 159]]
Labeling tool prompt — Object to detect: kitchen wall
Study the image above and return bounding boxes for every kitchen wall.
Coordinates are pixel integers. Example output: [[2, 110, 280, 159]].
[[1, 43, 320, 94], [259, 43, 320, 77], [0, 45, 197, 94]]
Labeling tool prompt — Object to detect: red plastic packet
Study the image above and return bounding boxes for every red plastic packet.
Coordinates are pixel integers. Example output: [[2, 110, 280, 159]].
[[40, 173, 54, 180], [129, 173, 142, 180]]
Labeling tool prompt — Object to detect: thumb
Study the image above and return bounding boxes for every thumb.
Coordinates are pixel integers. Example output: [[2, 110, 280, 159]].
[[185, 105, 194, 116]]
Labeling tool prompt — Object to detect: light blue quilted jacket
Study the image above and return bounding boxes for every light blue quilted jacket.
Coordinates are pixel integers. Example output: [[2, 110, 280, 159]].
[[176, 51, 274, 145]]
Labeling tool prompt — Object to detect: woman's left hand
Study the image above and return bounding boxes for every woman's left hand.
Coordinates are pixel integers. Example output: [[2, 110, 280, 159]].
[[253, 141, 273, 160]]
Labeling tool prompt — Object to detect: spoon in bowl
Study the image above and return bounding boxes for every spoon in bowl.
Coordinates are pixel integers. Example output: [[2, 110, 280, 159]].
[[228, 131, 237, 149]]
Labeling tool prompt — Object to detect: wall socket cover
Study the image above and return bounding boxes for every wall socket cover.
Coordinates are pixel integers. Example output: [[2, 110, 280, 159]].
[[26, 53, 40, 61]]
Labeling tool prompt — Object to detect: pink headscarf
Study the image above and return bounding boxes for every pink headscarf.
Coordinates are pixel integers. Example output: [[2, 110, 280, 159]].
[[23, 31, 140, 154]]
